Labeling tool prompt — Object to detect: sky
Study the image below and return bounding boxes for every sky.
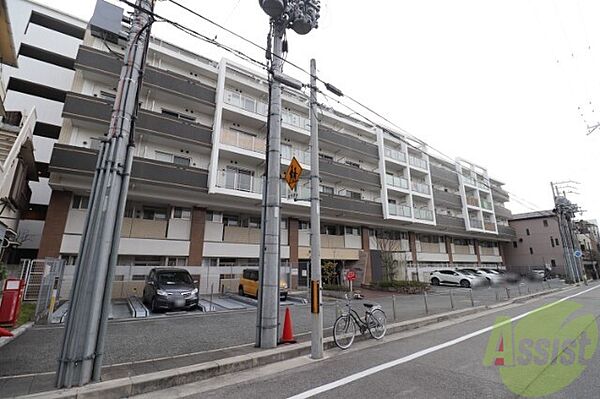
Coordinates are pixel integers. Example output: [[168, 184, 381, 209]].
[[34, 0, 600, 221]]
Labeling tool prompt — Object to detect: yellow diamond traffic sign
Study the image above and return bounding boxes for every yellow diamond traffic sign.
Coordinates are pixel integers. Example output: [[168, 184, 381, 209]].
[[284, 156, 303, 191]]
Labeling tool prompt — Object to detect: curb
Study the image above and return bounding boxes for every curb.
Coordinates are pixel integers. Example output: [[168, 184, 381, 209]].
[[0, 322, 34, 349], [20, 287, 565, 399]]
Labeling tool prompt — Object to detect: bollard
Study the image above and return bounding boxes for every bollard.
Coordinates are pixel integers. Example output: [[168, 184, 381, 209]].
[[209, 283, 214, 312], [517, 285, 522, 296], [469, 289, 474, 307], [506, 287, 510, 299], [335, 301, 341, 318], [423, 290, 429, 314], [527, 286, 531, 295], [392, 295, 397, 321], [495, 288, 499, 302], [449, 289, 454, 310]]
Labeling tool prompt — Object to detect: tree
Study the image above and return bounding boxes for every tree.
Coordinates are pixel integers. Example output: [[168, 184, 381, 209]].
[[321, 261, 337, 285], [375, 229, 405, 282]]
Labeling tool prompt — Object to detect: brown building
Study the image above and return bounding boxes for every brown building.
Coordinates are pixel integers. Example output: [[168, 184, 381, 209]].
[[502, 211, 566, 276]]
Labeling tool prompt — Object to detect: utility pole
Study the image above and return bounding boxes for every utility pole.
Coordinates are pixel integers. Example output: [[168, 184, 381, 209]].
[[56, 0, 154, 387], [257, 0, 320, 349], [309, 58, 323, 359], [551, 182, 581, 284]]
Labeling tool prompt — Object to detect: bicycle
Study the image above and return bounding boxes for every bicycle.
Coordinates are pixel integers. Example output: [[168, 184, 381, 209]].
[[333, 293, 387, 349]]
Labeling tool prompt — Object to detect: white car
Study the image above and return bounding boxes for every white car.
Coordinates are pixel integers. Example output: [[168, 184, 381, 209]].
[[461, 268, 502, 285], [430, 270, 478, 288]]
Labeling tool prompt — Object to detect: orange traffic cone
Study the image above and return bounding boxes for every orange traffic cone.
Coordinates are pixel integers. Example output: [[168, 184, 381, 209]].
[[279, 307, 296, 344], [0, 327, 13, 337]]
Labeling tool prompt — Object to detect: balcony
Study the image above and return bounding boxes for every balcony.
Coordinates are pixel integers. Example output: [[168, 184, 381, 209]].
[[216, 170, 262, 195], [414, 208, 434, 221], [498, 225, 517, 239], [320, 192, 383, 218], [62, 93, 213, 146], [436, 214, 466, 230], [386, 175, 408, 190], [76, 46, 215, 105], [492, 186, 510, 201], [463, 175, 477, 187], [494, 204, 512, 219], [453, 245, 472, 255], [121, 218, 167, 239], [484, 222, 497, 232], [469, 219, 483, 229], [466, 196, 479, 207], [420, 242, 443, 253], [50, 144, 209, 190], [480, 246, 499, 256], [320, 158, 380, 188], [320, 128, 379, 160], [384, 147, 406, 163], [408, 155, 427, 170], [281, 181, 310, 202], [282, 147, 311, 165], [411, 181, 430, 195], [481, 199, 493, 211], [430, 164, 459, 186], [432, 189, 462, 210], [388, 203, 411, 218], [220, 129, 266, 154], [477, 180, 489, 191]]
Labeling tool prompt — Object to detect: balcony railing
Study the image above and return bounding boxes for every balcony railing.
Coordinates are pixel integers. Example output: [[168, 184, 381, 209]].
[[221, 129, 266, 153], [386, 175, 408, 190], [389, 203, 412, 218], [469, 219, 483, 229], [414, 208, 434, 221], [477, 180, 489, 190], [281, 181, 310, 201], [408, 155, 427, 170], [223, 89, 309, 131], [216, 171, 262, 194], [411, 181, 430, 195], [481, 199, 493, 210], [466, 196, 479, 207], [463, 176, 476, 186], [384, 147, 406, 163], [420, 242, 442, 253], [453, 245, 472, 255], [484, 222, 496, 231], [282, 147, 311, 165]]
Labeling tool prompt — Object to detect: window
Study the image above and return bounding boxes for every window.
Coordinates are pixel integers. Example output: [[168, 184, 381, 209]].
[[206, 211, 222, 223], [555, 238, 559, 246], [319, 153, 333, 161], [512, 241, 518, 248], [550, 236, 555, 248], [281, 143, 292, 160], [166, 257, 187, 266], [526, 228, 530, 236], [321, 225, 342, 235], [543, 219, 548, 227], [133, 256, 161, 266], [172, 207, 192, 220], [346, 190, 362, 200], [345, 226, 360, 235], [280, 219, 288, 230], [161, 108, 196, 122], [72, 195, 89, 210], [320, 185, 334, 195], [99, 90, 116, 103], [345, 160, 360, 169], [299, 221, 310, 230], [529, 247, 534, 255], [551, 259, 556, 268], [173, 155, 191, 167], [223, 215, 239, 226], [156, 151, 191, 167], [142, 207, 167, 221]]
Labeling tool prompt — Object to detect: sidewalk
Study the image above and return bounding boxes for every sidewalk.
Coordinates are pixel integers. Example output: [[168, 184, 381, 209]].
[[0, 279, 566, 397]]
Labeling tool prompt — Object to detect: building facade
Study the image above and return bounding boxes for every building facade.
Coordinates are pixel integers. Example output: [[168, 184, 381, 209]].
[[3, 1, 518, 294]]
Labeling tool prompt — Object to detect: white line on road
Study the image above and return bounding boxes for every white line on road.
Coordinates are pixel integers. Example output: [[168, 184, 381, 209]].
[[287, 283, 600, 399]]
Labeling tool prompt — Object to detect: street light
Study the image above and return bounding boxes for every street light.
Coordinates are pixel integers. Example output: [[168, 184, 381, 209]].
[[255, 0, 320, 351]]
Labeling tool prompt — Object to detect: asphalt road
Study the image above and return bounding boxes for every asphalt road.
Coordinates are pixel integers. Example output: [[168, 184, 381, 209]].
[[0, 279, 564, 377], [141, 281, 600, 399]]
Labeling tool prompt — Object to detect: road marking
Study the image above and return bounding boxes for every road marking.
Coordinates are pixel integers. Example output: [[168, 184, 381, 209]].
[[287, 283, 600, 399]]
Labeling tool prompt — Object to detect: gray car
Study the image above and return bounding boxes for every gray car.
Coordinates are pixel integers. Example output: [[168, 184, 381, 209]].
[[142, 268, 199, 312]]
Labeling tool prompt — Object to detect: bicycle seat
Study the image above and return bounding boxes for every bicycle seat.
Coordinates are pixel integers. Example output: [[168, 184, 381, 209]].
[[363, 303, 376, 308]]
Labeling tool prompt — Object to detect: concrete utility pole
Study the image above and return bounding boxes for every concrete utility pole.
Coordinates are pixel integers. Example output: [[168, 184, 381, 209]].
[[256, 0, 320, 349], [551, 182, 582, 284], [309, 58, 323, 359], [56, 0, 154, 387]]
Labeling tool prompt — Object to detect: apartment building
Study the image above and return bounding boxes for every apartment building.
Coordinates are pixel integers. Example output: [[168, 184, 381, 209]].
[[4, 1, 518, 293], [501, 210, 567, 276], [1, 0, 86, 260]]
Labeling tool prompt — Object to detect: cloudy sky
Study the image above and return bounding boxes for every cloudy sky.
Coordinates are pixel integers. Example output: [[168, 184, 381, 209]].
[[35, 0, 600, 220]]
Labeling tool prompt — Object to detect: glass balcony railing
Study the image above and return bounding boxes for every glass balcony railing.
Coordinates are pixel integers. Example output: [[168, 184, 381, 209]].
[[389, 203, 412, 218], [484, 222, 496, 231], [414, 208, 434, 221], [384, 147, 406, 163], [386, 175, 408, 190], [217, 171, 262, 194], [477, 180, 489, 190], [463, 176, 477, 186], [408, 155, 428, 170], [224, 89, 309, 131], [411, 181, 430, 195], [466, 196, 480, 207], [481, 199, 493, 210], [469, 219, 483, 229], [220, 129, 266, 153], [281, 147, 311, 165]]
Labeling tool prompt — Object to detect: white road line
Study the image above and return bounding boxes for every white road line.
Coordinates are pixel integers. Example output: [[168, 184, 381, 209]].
[[287, 283, 600, 399]]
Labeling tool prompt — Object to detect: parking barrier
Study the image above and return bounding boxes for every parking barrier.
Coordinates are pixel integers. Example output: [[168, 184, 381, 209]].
[[392, 295, 397, 321], [423, 291, 429, 315], [449, 289, 454, 310], [469, 289, 474, 307]]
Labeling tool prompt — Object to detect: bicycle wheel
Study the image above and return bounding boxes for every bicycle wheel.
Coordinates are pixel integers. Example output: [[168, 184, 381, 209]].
[[367, 309, 387, 340], [333, 315, 356, 349]]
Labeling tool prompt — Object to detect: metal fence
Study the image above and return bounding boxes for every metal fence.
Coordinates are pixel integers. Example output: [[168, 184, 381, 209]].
[[33, 259, 66, 323]]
